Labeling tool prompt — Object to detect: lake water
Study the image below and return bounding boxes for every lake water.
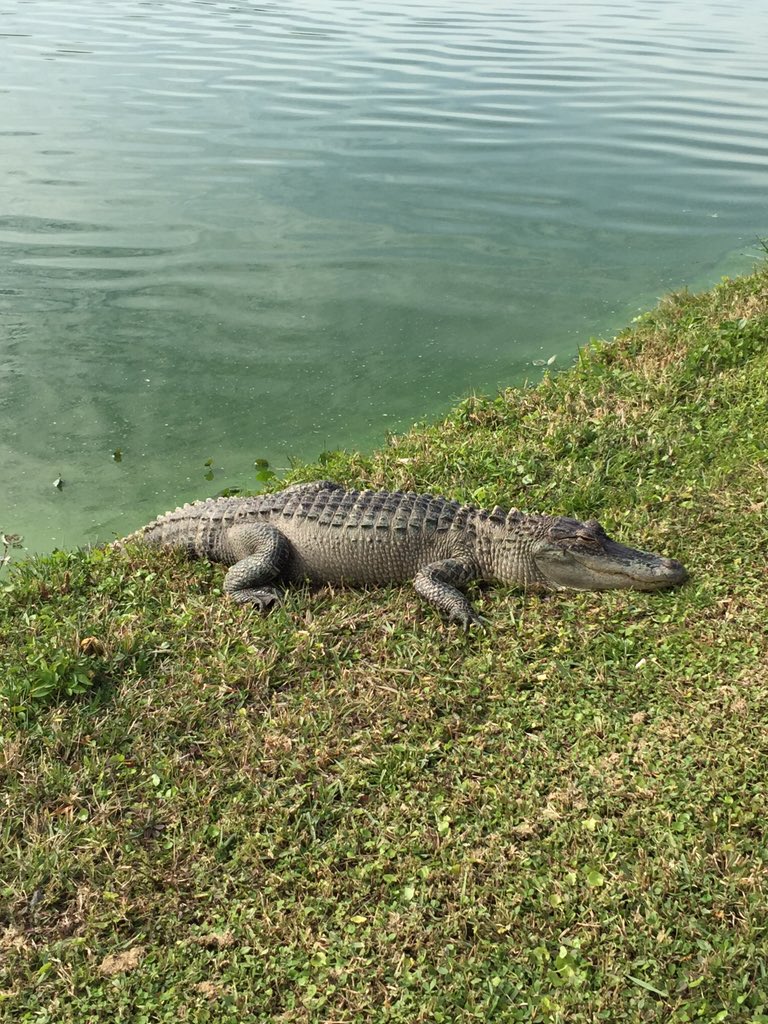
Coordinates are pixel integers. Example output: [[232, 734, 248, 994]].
[[2, 0, 767, 553]]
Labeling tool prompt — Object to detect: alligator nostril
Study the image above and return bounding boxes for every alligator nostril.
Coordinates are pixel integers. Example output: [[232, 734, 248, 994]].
[[660, 557, 687, 581]]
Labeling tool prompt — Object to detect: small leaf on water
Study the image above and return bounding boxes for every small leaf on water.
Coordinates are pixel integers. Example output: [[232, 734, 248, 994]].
[[255, 468, 277, 483], [204, 458, 214, 467], [547, 354, 557, 365], [112, 448, 123, 463], [204, 470, 214, 481], [254, 458, 270, 469], [53, 477, 63, 490]]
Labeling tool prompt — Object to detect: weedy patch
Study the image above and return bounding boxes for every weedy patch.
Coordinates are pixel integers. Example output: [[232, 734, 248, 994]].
[[1, 267, 768, 1022]]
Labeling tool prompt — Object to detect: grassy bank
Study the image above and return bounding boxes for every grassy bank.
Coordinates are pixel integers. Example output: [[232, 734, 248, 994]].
[[1, 267, 767, 1022]]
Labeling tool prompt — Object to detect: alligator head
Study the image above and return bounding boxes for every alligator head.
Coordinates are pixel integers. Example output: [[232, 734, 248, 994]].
[[531, 516, 687, 592]]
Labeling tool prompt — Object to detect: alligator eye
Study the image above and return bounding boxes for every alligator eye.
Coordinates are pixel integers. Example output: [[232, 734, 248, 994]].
[[575, 536, 603, 551]]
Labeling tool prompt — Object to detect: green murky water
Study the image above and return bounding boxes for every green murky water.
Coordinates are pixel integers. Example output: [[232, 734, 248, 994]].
[[1, 0, 767, 552]]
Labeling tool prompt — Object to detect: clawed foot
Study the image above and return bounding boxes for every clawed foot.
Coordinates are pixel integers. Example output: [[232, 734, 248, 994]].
[[228, 585, 285, 611], [450, 608, 488, 631]]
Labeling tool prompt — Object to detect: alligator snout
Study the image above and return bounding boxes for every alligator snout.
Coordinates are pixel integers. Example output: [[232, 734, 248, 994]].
[[534, 528, 689, 592], [638, 554, 688, 590], [592, 541, 688, 591]]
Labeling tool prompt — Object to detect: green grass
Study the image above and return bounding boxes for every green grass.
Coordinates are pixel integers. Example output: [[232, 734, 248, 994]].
[[1, 267, 768, 1022]]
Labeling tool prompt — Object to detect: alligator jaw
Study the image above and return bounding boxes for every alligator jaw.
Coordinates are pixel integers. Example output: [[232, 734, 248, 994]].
[[576, 541, 687, 591], [535, 536, 688, 592]]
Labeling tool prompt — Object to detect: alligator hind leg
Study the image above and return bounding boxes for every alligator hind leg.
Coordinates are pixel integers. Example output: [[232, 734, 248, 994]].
[[413, 558, 484, 628], [223, 524, 292, 610]]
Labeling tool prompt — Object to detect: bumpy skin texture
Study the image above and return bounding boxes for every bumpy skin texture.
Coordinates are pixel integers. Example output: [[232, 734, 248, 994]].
[[117, 481, 687, 626]]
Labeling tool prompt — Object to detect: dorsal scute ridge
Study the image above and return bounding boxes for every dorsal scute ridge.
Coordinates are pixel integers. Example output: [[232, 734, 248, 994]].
[[121, 485, 504, 545]]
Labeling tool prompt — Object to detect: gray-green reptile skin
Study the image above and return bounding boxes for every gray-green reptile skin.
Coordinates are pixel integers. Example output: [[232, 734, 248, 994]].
[[116, 481, 687, 626]]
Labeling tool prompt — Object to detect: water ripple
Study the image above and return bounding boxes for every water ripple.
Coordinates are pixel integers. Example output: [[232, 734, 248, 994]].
[[1, 0, 767, 550]]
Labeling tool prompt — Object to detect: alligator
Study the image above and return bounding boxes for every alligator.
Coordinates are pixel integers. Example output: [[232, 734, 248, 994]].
[[116, 481, 687, 626]]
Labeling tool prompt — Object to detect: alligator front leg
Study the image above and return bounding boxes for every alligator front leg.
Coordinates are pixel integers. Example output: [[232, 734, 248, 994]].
[[223, 524, 291, 609], [413, 558, 484, 628]]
